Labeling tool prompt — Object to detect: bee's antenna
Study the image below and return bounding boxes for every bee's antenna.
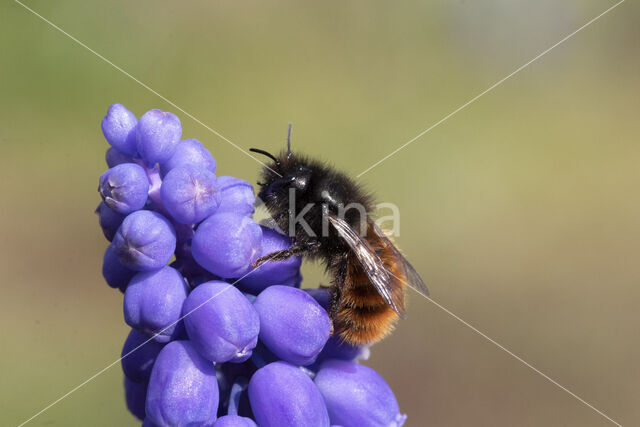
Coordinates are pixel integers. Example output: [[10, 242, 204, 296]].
[[249, 148, 279, 164], [286, 123, 292, 159]]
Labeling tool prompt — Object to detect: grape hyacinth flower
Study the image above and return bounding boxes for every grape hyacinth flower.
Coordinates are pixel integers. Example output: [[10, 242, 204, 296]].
[[254, 286, 331, 366], [106, 146, 134, 168], [315, 359, 407, 427], [124, 266, 188, 342], [99, 163, 149, 214], [160, 138, 216, 177], [214, 415, 257, 427], [145, 341, 219, 426], [95, 103, 408, 426], [249, 361, 330, 427], [183, 281, 260, 363], [124, 377, 147, 421], [121, 329, 165, 383], [239, 226, 302, 294], [112, 210, 176, 271], [191, 212, 262, 279], [102, 244, 136, 292], [136, 109, 182, 164], [161, 166, 221, 224], [101, 103, 138, 155], [216, 176, 256, 216], [95, 201, 125, 242]]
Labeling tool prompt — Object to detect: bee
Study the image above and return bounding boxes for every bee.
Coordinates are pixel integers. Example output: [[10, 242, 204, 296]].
[[250, 126, 428, 345]]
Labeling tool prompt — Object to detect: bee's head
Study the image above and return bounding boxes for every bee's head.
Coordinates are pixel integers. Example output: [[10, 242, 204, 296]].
[[249, 148, 313, 203], [250, 124, 313, 204]]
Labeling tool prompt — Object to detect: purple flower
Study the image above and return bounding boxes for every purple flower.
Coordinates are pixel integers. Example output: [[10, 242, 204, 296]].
[[313, 336, 370, 368], [95, 202, 126, 242], [112, 210, 176, 271], [248, 361, 330, 427], [239, 226, 302, 294], [192, 212, 262, 279], [123, 266, 188, 342], [253, 286, 331, 366], [214, 415, 258, 427], [121, 329, 165, 383], [105, 147, 134, 168], [102, 244, 135, 292], [146, 341, 219, 426], [124, 377, 147, 421], [305, 287, 331, 310], [216, 176, 255, 216], [101, 103, 138, 155], [136, 109, 182, 164], [160, 138, 217, 177], [183, 281, 260, 363], [161, 166, 221, 224], [99, 163, 149, 215], [315, 359, 407, 427]]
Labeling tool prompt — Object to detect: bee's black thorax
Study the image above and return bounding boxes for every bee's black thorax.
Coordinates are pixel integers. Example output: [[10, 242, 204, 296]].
[[257, 152, 374, 261]]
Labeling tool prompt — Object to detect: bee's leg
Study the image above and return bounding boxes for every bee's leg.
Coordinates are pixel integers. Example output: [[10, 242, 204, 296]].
[[252, 240, 319, 268]]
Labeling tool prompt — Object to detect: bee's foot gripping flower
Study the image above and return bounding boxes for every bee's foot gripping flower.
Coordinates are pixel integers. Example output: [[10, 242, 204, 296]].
[[97, 103, 407, 426]]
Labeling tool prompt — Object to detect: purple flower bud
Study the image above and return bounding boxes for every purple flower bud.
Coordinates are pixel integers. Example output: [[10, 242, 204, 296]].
[[239, 226, 302, 294], [99, 163, 149, 215], [192, 213, 262, 279], [112, 210, 176, 271], [313, 336, 370, 369], [142, 418, 159, 427], [252, 342, 281, 366], [124, 377, 147, 421], [123, 266, 188, 342], [121, 329, 165, 383], [96, 201, 125, 242], [171, 223, 210, 282], [314, 360, 407, 427], [102, 244, 135, 292], [146, 341, 219, 426], [161, 166, 221, 225], [183, 281, 259, 363], [305, 287, 330, 310], [174, 255, 219, 288], [253, 286, 331, 366], [217, 176, 255, 216], [105, 147, 134, 168], [136, 109, 182, 164], [102, 103, 138, 155], [214, 415, 257, 427], [248, 361, 329, 427], [160, 139, 217, 177]]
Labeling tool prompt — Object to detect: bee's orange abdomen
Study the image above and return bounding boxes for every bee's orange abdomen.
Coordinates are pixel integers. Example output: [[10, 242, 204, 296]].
[[332, 245, 406, 345]]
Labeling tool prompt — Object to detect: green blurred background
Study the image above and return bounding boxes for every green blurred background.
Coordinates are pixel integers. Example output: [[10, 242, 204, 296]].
[[1, 0, 638, 425]]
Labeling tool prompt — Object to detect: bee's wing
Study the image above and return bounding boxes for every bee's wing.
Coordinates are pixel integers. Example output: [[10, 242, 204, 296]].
[[327, 215, 405, 317], [369, 220, 430, 297]]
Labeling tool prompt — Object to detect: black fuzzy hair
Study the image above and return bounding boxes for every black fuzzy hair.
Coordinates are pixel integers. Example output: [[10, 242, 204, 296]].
[[254, 150, 375, 258]]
